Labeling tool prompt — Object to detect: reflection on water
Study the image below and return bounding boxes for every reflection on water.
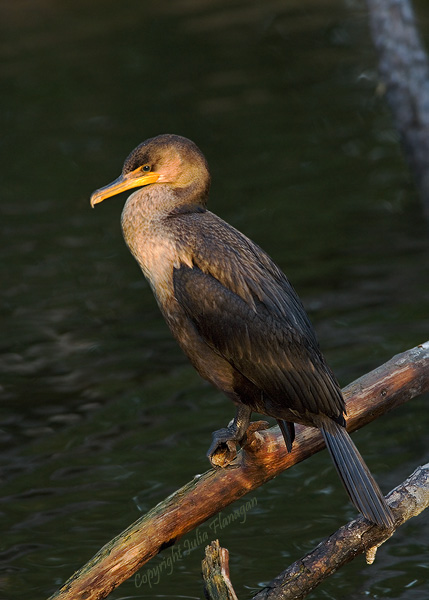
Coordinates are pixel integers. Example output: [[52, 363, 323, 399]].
[[1, 1, 429, 598]]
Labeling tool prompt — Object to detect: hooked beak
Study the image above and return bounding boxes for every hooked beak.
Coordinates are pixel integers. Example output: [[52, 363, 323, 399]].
[[90, 167, 160, 208]]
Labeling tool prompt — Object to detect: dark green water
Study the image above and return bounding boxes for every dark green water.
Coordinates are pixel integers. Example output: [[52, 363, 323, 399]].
[[1, 1, 428, 598]]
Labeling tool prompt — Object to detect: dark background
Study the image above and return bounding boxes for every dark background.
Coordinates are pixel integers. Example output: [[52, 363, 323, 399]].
[[1, 1, 428, 598]]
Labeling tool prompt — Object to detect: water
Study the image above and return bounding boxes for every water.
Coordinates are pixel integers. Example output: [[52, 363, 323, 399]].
[[1, 1, 429, 598]]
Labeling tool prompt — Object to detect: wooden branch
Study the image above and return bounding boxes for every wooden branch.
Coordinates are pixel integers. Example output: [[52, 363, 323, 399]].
[[202, 463, 429, 600], [48, 342, 429, 600], [366, 0, 429, 215], [202, 540, 238, 600], [252, 463, 429, 600]]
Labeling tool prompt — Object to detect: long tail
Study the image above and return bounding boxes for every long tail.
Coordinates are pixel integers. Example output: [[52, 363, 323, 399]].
[[320, 420, 394, 528]]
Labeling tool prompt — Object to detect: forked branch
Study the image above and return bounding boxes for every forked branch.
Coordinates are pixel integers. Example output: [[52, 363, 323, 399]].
[[48, 342, 429, 600]]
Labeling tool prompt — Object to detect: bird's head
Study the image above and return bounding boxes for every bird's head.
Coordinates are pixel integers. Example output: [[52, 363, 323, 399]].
[[90, 134, 211, 209]]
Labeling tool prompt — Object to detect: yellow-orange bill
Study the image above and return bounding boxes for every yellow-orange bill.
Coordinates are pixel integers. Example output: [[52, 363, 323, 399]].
[[90, 168, 160, 207]]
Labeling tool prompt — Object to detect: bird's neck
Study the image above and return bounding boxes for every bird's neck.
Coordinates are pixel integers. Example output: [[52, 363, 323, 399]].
[[120, 186, 195, 298]]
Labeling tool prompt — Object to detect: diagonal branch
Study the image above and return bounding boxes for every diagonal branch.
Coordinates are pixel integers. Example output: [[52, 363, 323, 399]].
[[48, 342, 429, 600], [252, 462, 429, 599]]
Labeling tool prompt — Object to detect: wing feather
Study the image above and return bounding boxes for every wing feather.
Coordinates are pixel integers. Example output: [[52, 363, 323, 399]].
[[173, 247, 344, 420]]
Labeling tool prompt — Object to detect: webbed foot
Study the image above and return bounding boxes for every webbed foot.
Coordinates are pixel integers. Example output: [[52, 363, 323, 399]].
[[207, 427, 241, 467], [207, 404, 252, 468]]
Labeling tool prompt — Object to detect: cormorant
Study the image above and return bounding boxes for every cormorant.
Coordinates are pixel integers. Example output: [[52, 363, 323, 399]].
[[90, 134, 394, 528]]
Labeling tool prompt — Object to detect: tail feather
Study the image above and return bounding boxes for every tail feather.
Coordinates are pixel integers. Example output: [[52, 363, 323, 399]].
[[321, 420, 394, 528], [277, 420, 295, 453]]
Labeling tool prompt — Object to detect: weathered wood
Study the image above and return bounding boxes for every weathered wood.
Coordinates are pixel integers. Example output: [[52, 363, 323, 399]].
[[202, 540, 238, 600], [202, 463, 429, 600], [252, 463, 429, 599], [48, 342, 429, 600], [366, 0, 429, 215]]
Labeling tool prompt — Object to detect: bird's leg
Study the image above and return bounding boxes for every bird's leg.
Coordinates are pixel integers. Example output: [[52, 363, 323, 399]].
[[207, 404, 252, 467]]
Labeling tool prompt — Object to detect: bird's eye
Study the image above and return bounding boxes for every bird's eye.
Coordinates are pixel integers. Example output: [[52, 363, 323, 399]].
[[142, 165, 151, 172]]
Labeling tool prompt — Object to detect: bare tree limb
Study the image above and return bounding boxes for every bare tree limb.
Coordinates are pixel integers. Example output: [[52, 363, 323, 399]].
[[202, 540, 238, 600], [366, 0, 429, 215], [252, 463, 429, 599], [202, 463, 429, 600], [47, 342, 429, 600]]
